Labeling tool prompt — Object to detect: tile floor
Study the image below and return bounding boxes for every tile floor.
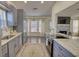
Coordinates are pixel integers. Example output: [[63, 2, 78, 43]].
[[16, 37, 49, 57], [27, 37, 46, 44]]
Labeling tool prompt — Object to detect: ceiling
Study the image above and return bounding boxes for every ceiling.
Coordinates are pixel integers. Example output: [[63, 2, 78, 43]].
[[11, 1, 55, 16], [57, 2, 79, 17]]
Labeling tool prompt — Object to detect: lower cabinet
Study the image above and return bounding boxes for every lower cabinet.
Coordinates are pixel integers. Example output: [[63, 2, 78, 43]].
[[19, 34, 22, 49], [8, 34, 22, 57], [0, 46, 2, 57], [22, 33, 27, 44], [53, 41, 75, 57], [15, 34, 22, 54], [2, 44, 8, 57], [8, 39, 16, 57]]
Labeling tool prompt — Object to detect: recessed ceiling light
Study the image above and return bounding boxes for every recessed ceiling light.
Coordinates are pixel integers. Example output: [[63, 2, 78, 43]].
[[24, 1, 27, 3], [41, 1, 44, 3]]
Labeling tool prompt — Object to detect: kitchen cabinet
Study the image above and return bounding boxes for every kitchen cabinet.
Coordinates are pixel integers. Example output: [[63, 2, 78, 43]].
[[22, 32, 27, 44], [8, 39, 16, 57], [8, 33, 22, 57], [0, 46, 2, 56], [2, 44, 8, 57], [0, 28, 2, 56], [53, 40, 75, 57], [15, 34, 22, 54], [18, 34, 22, 48], [14, 37, 19, 54], [1, 33, 22, 57]]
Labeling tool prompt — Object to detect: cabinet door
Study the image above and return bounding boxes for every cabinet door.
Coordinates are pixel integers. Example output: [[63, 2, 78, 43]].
[[15, 34, 22, 54], [53, 46, 59, 57], [53, 40, 75, 57], [0, 46, 2, 57], [19, 35, 22, 48], [23, 33, 27, 44], [8, 40, 16, 57], [61, 49, 75, 57], [14, 37, 19, 54], [53, 41, 61, 57], [2, 44, 8, 57], [56, 42, 75, 57]]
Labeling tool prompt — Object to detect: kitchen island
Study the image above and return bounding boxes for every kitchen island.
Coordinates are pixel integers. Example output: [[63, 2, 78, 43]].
[[45, 33, 79, 57], [53, 39, 79, 57], [1, 32, 22, 57]]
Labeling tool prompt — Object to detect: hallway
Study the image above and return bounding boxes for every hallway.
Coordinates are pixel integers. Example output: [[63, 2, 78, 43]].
[[16, 37, 50, 57]]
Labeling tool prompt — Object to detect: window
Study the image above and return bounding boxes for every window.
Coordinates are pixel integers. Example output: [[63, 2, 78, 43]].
[[27, 20, 30, 32], [39, 20, 42, 32], [31, 20, 38, 32], [23, 20, 27, 32], [73, 20, 79, 33], [7, 12, 13, 26], [0, 9, 9, 37], [27, 19, 42, 32]]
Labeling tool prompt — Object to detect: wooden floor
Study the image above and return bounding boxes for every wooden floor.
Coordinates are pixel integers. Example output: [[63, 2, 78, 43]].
[[16, 37, 50, 57]]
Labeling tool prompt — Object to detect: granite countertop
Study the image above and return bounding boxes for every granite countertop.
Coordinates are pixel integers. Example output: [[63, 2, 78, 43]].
[[1, 32, 22, 46], [54, 39, 79, 57]]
